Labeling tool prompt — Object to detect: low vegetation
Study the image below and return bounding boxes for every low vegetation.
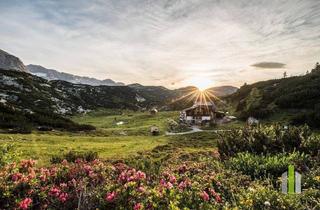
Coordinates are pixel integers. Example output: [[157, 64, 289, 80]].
[[217, 124, 319, 156]]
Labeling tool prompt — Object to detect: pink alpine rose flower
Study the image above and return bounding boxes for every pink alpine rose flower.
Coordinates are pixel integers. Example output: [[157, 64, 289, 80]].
[[134, 202, 143, 210], [137, 186, 145, 192], [200, 191, 210, 201], [58, 192, 68, 202], [49, 187, 61, 197], [169, 175, 176, 183], [105, 191, 116, 202], [12, 173, 23, 182], [136, 171, 146, 180], [18, 198, 32, 210], [166, 182, 173, 189]]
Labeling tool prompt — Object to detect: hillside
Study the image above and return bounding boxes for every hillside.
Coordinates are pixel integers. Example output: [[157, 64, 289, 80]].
[[27, 64, 125, 86], [0, 49, 27, 72], [227, 62, 320, 127], [0, 69, 143, 132], [128, 84, 237, 110], [207, 86, 238, 97]]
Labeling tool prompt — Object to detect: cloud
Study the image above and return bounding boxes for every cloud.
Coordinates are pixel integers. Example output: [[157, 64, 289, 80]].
[[0, 0, 319, 87], [251, 62, 286, 69]]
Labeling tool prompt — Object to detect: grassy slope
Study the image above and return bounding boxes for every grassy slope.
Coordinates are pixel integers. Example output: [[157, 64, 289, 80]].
[[0, 134, 168, 165], [72, 109, 179, 135], [0, 111, 178, 165]]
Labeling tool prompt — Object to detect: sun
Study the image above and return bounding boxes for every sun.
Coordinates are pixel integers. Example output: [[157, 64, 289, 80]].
[[187, 77, 213, 91]]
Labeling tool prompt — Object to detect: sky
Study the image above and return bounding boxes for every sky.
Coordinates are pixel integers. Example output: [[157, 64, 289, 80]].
[[0, 0, 320, 88]]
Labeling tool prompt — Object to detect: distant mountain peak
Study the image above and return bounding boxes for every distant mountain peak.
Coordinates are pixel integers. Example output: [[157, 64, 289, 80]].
[[0, 49, 28, 72], [206, 86, 238, 96], [27, 64, 125, 86]]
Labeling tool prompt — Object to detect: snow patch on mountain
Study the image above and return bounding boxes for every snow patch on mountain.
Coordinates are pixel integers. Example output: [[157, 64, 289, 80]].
[[136, 95, 146, 102]]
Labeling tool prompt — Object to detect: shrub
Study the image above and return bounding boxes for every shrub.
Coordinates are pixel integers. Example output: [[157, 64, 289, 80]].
[[227, 152, 310, 180], [166, 119, 191, 133], [301, 134, 320, 156], [0, 144, 20, 168], [303, 167, 320, 190], [50, 151, 98, 164], [0, 158, 232, 209], [69, 123, 96, 131], [291, 110, 320, 128], [0, 150, 318, 209], [218, 124, 315, 157], [236, 185, 303, 209], [7, 125, 32, 134]]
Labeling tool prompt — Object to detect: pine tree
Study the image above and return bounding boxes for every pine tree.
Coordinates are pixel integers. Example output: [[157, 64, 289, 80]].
[[283, 71, 287, 78]]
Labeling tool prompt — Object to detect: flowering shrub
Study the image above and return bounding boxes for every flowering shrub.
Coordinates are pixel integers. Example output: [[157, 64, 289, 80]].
[[0, 157, 232, 210], [0, 158, 110, 209], [0, 153, 319, 209]]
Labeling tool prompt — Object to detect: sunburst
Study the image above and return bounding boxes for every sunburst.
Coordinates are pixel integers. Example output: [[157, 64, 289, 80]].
[[169, 87, 224, 109]]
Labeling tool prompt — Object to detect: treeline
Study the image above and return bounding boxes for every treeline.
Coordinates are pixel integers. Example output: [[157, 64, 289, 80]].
[[0, 103, 95, 133]]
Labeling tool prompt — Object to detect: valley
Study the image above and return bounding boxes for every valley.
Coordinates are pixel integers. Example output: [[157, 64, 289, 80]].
[[0, 110, 175, 164], [0, 110, 229, 165]]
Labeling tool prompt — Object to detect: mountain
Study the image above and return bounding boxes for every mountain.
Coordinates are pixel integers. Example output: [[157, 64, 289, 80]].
[[27, 64, 125, 86], [128, 83, 178, 106], [0, 69, 143, 132], [0, 49, 27, 72], [0, 69, 144, 114], [0, 49, 240, 132], [227, 62, 320, 128], [206, 86, 238, 97]]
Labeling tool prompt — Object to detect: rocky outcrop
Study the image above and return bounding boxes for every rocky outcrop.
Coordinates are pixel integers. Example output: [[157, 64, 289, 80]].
[[0, 49, 27, 72]]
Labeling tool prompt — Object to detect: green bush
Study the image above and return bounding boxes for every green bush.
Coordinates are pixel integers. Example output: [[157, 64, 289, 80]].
[[227, 152, 309, 180], [218, 124, 316, 157], [50, 150, 98, 164], [166, 119, 191, 133], [237, 185, 303, 209], [0, 144, 20, 168], [303, 167, 320, 190], [291, 110, 320, 128]]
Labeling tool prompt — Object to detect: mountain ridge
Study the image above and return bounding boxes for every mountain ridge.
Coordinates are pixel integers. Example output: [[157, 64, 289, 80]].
[[27, 64, 125, 86]]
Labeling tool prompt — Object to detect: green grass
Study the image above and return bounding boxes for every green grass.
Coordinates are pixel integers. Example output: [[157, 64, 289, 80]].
[[72, 110, 179, 136], [0, 109, 241, 165], [0, 133, 168, 165], [0, 110, 179, 165]]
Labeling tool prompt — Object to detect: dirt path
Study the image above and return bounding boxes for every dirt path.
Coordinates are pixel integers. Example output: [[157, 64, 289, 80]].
[[165, 126, 203, 136], [165, 126, 231, 136]]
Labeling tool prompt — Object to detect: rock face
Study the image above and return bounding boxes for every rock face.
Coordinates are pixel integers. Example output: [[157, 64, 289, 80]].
[[27, 64, 125, 86], [0, 49, 27, 72]]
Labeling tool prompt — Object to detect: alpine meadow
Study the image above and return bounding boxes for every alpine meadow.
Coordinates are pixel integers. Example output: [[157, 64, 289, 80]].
[[0, 1, 319, 209]]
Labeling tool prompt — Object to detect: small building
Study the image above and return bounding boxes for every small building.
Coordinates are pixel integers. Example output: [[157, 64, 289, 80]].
[[247, 117, 259, 126], [150, 125, 160, 135], [150, 108, 158, 115], [181, 101, 216, 125]]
